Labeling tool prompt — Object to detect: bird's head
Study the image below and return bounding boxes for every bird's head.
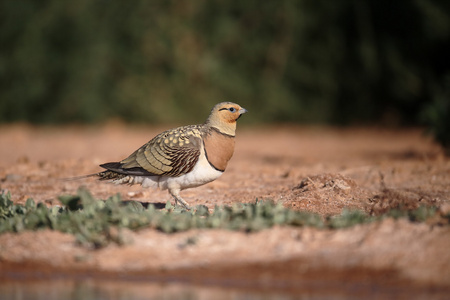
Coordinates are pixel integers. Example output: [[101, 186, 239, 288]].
[[206, 102, 247, 136]]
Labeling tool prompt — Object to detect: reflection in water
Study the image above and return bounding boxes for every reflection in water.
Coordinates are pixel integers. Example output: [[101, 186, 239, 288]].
[[1, 279, 299, 300], [0, 278, 447, 300]]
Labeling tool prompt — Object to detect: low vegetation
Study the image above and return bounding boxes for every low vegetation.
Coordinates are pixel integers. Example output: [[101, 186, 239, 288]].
[[0, 189, 447, 248]]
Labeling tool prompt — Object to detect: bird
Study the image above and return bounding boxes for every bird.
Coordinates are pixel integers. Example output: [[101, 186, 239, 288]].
[[97, 102, 247, 209]]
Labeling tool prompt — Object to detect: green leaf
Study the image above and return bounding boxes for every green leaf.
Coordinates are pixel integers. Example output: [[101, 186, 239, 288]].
[[25, 198, 36, 209], [58, 195, 82, 211]]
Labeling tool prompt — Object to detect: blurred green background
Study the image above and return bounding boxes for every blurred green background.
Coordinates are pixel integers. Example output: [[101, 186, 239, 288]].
[[0, 0, 449, 129]]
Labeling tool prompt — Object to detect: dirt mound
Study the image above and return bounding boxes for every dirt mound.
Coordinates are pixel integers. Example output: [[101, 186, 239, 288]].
[[285, 173, 371, 215]]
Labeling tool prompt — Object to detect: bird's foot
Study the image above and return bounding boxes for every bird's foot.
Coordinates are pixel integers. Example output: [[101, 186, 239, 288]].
[[174, 197, 191, 211]]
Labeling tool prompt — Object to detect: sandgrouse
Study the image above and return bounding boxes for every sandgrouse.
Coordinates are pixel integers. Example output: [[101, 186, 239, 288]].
[[97, 102, 247, 209]]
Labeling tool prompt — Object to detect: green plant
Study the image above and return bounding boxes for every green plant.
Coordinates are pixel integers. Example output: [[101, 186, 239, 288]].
[[328, 209, 375, 228], [0, 189, 444, 248]]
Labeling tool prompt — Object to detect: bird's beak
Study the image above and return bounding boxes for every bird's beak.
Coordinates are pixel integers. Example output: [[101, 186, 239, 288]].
[[236, 107, 247, 120], [239, 107, 248, 114]]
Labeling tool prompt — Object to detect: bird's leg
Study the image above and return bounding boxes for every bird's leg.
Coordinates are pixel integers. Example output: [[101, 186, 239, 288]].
[[169, 188, 191, 210]]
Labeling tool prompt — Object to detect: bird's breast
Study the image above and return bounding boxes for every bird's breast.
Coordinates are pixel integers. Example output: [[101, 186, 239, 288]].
[[203, 130, 235, 172]]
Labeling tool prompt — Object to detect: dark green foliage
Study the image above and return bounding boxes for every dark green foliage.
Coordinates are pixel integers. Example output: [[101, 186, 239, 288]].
[[0, 0, 449, 126], [422, 76, 450, 154], [0, 189, 446, 248]]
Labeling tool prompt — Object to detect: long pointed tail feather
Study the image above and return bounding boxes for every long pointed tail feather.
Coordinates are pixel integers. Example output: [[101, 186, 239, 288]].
[[62, 162, 131, 182], [61, 173, 99, 182]]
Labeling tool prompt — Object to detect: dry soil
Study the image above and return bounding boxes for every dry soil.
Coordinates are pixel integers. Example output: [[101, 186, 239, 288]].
[[0, 123, 449, 296]]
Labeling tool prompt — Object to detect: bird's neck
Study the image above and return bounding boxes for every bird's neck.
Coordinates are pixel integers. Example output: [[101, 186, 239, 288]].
[[205, 119, 237, 137]]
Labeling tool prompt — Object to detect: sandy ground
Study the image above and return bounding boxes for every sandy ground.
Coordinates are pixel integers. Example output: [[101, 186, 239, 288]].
[[0, 123, 449, 296]]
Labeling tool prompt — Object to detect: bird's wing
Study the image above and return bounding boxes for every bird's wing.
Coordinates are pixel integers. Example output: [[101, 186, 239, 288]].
[[101, 126, 203, 177]]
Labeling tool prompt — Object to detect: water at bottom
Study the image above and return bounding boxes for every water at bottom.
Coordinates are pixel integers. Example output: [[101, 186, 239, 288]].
[[0, 278, 446, 300], [0, 279, 302, 300]]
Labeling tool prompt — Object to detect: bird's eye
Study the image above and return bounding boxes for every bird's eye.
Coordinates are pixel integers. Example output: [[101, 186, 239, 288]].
[[228, 107, 236, 112]]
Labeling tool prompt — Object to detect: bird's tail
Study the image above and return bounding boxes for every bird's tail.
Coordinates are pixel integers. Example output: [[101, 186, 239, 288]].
[[62, 167, 128, 182]]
